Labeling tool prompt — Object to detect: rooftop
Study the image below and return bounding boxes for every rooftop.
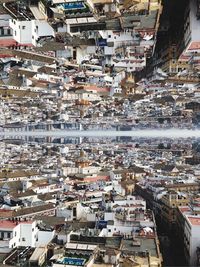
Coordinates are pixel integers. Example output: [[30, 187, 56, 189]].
[[187, 216, 200, 226], [0, 220, 32, 229], [121, 237, 158, 257], [4, 2, 35, 20]]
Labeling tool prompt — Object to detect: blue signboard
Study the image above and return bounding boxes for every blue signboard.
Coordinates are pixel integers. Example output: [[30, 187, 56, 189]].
[[97, 39, 107, 47], [97, 220, 107, 229]]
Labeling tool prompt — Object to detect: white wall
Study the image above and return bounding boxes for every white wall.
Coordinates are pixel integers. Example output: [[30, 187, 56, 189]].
[[104, 212, 115, 221], [78, 92, 101, 101], [86, 213, 96, 222], [0, 14, 12, 27], [9, 19, 54, 46], [32, 20, 55, 45], [76, 203, 91, 220], [10, 19, 32, 44], [184, 217, 200, 266], [190, 0, 200, 43], [76, 47, 88, 64], [86, 46, 96, 54], [19, 223, 36, 247], [36, 230, 55, 246], [9, 221, 37, 248], [79, 166, 101, 174], [56, 207, 73, 220], [0, 240, 11, 253], [57, 232, 67, 244]]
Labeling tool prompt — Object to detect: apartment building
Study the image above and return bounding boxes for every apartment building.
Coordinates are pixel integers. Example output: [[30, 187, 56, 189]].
[[0, 220, 54, 254]]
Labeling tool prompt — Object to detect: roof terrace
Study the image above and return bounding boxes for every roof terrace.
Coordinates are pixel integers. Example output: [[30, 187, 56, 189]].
[[4, 2, 35, 20]]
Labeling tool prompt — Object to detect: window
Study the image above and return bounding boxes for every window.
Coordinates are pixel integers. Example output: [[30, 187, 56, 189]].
[[7, 232, 11, 238], [22, 26, 26, 30], [14, 31, 16, 36], [15, 232, 16, 236], [108, 229, 111, 232], [22, 237, 26, 241]]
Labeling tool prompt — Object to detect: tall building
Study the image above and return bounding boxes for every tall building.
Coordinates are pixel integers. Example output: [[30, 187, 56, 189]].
[[183, 0, 200, 54]]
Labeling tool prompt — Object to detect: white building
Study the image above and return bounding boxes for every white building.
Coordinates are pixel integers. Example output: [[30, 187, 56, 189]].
[[22, 180, 64, 194], [184, 215, 200, 266], [9, 19, 55, 46], [183, 0, 200, 54], [0, 220, 55, 253], [102, 195, 151, 236], [0, 13, 14, 46]]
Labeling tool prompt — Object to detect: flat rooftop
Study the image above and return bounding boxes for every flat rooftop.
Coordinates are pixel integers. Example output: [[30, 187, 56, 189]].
[[4, 2, 35, 20], [66, 243, 97, 251], [121, 237, 158, 257]]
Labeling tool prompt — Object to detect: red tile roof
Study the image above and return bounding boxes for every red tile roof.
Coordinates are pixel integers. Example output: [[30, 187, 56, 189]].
[[188, 216, 200, 226], [0, 38, 17, 47], [83, 85, 110, 93], [0, 220, 32, 229], [178, 206, 190, 213]]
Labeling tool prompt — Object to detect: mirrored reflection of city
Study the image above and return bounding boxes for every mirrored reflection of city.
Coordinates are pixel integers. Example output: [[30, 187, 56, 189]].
[[0, 137, 200, 266]]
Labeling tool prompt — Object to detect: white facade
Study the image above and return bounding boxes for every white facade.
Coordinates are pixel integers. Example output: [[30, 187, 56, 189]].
[[76, 46, 96, 64], [99, 30, 147, 72], [0, 220, 55, 254], [62, 166, 79, 176], [79, 91, 101, 101], [183, 0, 200, 53], [56, 207, 74, 221], [0, 14, 13, 39], [36, 230, 55, 247], [9, 19, 55, 46], [11, 221, 38, 248], [103, 196, 149, 236], [79, 166, 101, 174], [184, 215, 200, 266], [33, 73, 64, 84], [23, 180, 63, 194]]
